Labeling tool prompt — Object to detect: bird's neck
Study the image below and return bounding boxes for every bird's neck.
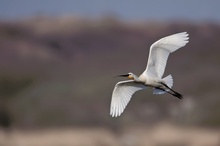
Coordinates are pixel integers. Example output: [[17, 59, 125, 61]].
[[133, 74, 141, 82]]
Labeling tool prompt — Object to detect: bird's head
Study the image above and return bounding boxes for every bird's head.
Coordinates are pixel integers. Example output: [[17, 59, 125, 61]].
[[115, 72, 134, 79]]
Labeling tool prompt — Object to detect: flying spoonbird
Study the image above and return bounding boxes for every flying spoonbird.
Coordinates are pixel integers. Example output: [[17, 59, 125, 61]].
[[110, 32, 189, 117]]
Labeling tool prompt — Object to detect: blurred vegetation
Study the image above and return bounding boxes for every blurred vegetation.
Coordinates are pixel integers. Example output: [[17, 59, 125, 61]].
[[0, 76, 33, 98], [0, 16, 220, 129]]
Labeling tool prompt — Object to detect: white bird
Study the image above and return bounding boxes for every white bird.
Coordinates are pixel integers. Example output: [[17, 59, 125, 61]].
[[110, 32, 189, 117]]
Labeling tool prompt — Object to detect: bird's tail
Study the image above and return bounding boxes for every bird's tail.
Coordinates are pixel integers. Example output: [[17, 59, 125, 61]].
[[161, 77, 183, 99], [163, 74, 173, 88]]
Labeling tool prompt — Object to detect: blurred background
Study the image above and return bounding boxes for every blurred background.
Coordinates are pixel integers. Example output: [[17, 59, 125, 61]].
[[0, 0, 220, 146]]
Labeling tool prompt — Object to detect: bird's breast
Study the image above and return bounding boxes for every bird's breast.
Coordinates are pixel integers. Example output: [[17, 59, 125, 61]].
[[145, 77, 163, 87], [138, 74, 147, 83]]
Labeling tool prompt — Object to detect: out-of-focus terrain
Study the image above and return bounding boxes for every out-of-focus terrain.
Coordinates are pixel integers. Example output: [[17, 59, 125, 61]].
[[0, 16, 220, 145], [1, 122, 220, 146]]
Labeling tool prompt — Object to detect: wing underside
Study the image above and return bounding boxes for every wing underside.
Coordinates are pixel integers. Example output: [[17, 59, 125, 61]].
[[144, 32, 189, 78], [110, 80, 146, 117]]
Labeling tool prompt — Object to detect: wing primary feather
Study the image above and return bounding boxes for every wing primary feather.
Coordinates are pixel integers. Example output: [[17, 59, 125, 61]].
[[144, 32, 189, 78], [110, 80, 147, 117]]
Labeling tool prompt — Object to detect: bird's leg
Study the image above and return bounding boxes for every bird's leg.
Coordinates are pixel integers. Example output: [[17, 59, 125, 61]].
[[159, 82, 183, 99], [155, 87, 181, 99]]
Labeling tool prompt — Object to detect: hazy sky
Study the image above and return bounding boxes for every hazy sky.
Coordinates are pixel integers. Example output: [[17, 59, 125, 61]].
[[1, 0, 220, 22]]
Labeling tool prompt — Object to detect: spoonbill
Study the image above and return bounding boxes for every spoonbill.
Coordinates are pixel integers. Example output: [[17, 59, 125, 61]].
[[110, 32, 189, 117]]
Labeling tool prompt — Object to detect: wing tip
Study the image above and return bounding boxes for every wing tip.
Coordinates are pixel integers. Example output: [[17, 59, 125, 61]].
[[110, 106, 123, 117], [110, 100, 126, 117], [173, 31, 189, 46], [178, 31, 188, 36], [110, 111, 121, 117], [110, 103, 122, 117], [179, 32, 189, 40]]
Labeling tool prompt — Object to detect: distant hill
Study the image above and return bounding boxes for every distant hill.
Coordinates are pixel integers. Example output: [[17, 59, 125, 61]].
[[0, 17, 220, 128]]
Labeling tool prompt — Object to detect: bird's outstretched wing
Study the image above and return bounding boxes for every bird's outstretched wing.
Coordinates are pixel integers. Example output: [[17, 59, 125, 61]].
[[110, 80, 147, 117], [144, 32, 189, 78]]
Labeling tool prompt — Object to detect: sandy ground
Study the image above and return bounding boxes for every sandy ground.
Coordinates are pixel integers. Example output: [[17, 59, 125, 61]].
[[0, 122, 220, 146]]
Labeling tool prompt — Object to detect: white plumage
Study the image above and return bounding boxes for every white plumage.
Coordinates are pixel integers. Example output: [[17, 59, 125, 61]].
[[110, 80, 146, 117], [110, 32, 189, 117], [145, 32, 189, 78]]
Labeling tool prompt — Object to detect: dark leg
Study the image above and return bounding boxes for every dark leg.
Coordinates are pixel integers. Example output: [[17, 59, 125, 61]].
[[155, 87, 175, 96], [160, 82, 183, 99]]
